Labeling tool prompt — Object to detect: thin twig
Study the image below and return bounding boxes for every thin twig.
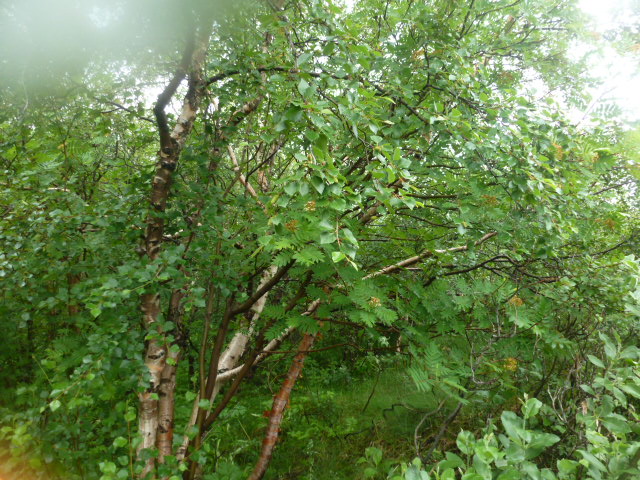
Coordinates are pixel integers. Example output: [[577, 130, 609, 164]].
[[414, 400, 445, 457]]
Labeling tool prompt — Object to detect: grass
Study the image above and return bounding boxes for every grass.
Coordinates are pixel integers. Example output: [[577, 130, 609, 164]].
[[259, 363, 443, 479]]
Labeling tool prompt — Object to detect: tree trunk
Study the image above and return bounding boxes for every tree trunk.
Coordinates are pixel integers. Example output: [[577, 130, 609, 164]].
[[137, 19, 212, 478], [157, 289, 185, 466], [180, 266, 277, 479], [247, 333, 316, 480]]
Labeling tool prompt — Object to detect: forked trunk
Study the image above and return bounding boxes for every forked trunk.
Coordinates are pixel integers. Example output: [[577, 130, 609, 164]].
[[137, 19, 212, 479]]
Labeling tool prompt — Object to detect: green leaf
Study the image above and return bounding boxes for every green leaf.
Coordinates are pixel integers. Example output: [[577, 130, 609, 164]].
[[100, 461, 117, 474], [599, 333, 617, 359], [405, 465, 430, 480], [113, 437, 128, 448], [457, 430, 476, 455], [557, 459, 579, 475], [319, 232, 336, 244], [310, 176, 325, 194], [363, 467, 377, 478], [525, 432, 560, 459], [461, 473, 484, 480], [439, 469, 455, 480], [473, 453, 492, 480], [293, 246, 324, 266], [284, 181, 298, 196], [284, 105, 303, 122], [438, 452, 464, 470], [501, 411, 525, 441], [365, 447, 382, 466], [496, 470, 521, 480], [577, 450, 607, 472], [297, 52, 312, 66], [620, 382, 640, 399], [601, 413, 631, 434], [341, 228, 358, 245], [124, 409, 136, 422], [49, 399, 61, 412], [587, 355, 605, 369], [298, 78, 310, 96], [329, 198, 347, 211], [273, 237, 294, 250], [522, 398, 543, 419], [331, 251, 346, 263]]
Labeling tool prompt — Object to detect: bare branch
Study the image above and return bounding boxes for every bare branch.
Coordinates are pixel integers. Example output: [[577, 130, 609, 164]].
[[365, 232, 497, 278], [230, 261, 295, 316], [228, 145, 266, 211]]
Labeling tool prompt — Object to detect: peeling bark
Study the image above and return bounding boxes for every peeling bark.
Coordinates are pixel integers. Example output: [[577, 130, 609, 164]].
[[157, 290, 185, 466], [247, 333, 317, 480], [138, 19, 212, 478]]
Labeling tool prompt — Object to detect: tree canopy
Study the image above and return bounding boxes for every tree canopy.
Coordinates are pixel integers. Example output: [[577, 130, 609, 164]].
[[1, 1, 639, 479]]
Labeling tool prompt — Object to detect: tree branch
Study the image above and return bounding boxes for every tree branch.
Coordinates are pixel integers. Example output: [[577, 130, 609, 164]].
[[365, 232, 497, 279], [230, 261, 295, 316]]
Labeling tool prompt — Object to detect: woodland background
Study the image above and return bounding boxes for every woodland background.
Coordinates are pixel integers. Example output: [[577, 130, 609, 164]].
[[1, 0, 640, 479]]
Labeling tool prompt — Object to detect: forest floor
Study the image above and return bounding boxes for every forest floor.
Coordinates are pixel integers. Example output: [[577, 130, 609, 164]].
[[208, 360, 457, 479]]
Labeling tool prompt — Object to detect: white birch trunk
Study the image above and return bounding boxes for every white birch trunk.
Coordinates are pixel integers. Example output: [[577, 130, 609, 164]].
[[176, 266, 277, 462]]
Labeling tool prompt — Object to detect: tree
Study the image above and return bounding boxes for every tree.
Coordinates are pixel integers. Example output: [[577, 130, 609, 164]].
[[0, 0, 638, 479]]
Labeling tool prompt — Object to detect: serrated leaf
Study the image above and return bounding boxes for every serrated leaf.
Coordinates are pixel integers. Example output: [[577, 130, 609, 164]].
[[298, 78, 310, 96], [620, 382, 640, 399], [284, 181, 298, 196], [273, 237, 294, 250], [320, 232, 336, 244], [310, 176, 325, 194], [293, 246, 324, 266], [341, 228, 358, 245], [297, 52, 312, 65]]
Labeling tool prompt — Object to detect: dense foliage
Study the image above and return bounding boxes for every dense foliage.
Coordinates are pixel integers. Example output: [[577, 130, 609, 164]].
[[1, 0, 639, 479]]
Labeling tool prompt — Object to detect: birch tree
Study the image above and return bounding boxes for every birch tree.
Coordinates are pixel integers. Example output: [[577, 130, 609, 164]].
[[0, 0, 638, 479]]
